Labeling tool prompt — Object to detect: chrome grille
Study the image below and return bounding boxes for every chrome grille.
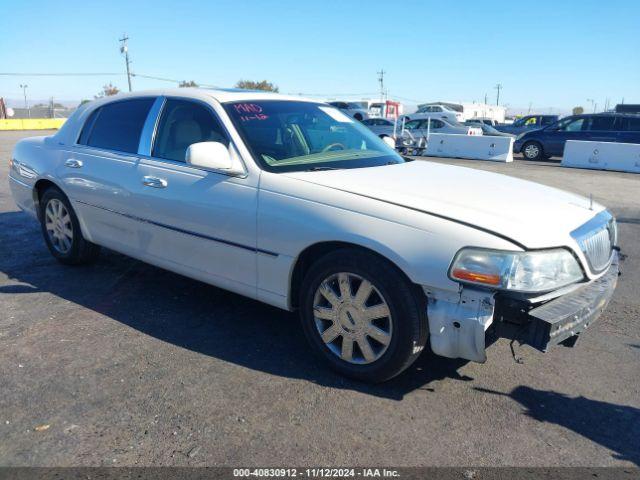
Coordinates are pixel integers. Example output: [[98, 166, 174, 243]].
[[582, 227, 612, 271], [571, 211, 616, 273]]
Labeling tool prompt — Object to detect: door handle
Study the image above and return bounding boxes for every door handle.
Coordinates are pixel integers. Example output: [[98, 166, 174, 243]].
[[142, 176, 167, 188], [64, 159, 83, 168]]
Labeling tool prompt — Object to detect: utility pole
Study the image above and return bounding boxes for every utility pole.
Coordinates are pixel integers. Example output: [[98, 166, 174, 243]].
[[494, 83, 502, 106], [587, 98, 595, 113], [527, 102, 532, 114], [484, 93, 487, 105], [377, 69, 386, 102], [119, 34, 133, 92], [19, 84, 29, 118]]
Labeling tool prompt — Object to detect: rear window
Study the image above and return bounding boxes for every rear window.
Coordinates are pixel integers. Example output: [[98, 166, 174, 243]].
[[78, 98, 155, 153]]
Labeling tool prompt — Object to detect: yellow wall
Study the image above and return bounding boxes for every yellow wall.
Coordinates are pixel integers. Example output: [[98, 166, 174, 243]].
[[0, 118, 66, 130]]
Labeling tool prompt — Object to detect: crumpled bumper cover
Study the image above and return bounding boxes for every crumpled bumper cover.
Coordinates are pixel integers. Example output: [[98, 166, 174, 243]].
[[426, 253, 619, 362], [494, 253, 619, 352]]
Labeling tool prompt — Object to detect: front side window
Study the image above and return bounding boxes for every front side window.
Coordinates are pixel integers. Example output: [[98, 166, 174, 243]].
[[404, 120, 421, 130], [224, 101, 403, 172], [79, 98, 155, 153], [558, 117, 585, 132], [152, 99, 228, 162]]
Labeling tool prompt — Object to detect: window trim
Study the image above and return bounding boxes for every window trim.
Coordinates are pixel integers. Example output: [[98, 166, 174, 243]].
[[147, 96, 233, 164], [74, 96, 157, 155]]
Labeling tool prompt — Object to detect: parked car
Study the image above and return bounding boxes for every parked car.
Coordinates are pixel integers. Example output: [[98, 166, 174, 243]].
[[404, 104, 463, 124], [327, 101, 369, 121], [495, 115, 559, 135], [463, 121, 515, 138], [466, 118, 499, 127], [403, 118, 482, 136], [361, 117, 397, 139], [515, 113, 640, 160], [9, 89, 619, 383]]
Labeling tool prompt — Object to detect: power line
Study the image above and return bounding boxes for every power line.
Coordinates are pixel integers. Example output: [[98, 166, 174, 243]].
[[0, 72, 123, 76]]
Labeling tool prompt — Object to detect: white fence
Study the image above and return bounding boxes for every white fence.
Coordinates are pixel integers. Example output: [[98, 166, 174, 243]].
[[423, 134, 513, 162], [561, 140, 640, 174]]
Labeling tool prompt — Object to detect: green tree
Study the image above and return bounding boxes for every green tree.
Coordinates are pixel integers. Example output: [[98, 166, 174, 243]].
[[179, 80, 199, 88], [572, 106, 584, 115], [235, 80, 279, 92]]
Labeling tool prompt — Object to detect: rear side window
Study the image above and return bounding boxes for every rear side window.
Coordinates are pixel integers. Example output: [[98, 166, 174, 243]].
[[622, 117, 640, 131], [152, 99, 229, 162], [79, 98, 155, 153], [586, 116, 616, 131]]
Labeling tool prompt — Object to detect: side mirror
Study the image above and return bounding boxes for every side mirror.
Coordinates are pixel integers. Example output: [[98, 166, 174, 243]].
[[186, 141, 234, 172]]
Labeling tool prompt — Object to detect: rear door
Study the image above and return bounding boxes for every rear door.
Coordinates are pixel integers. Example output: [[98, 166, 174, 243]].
[[583, 115, 618, 143], [61, 97, 157, 255], [617, 116, 640, 144]]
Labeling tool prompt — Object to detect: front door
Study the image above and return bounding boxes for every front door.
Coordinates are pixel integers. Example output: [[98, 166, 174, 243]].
[[545, 116, 588, 156], [130, 98, 259, 298]]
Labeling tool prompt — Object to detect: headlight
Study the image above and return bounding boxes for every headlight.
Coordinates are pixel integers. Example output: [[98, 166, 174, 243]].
[[516, 132, 526, 140], [449, 248, 584, 292]]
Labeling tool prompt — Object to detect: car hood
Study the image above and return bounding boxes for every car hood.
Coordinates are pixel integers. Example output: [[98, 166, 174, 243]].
[[283, 161, 604, 250]]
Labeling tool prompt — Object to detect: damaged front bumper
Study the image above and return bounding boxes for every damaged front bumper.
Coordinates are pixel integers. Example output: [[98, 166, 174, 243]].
[[425, 252, 619, 362]]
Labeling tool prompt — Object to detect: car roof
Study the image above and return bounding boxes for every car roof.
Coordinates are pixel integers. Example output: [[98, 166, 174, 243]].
[[86, 88, 319, 105]]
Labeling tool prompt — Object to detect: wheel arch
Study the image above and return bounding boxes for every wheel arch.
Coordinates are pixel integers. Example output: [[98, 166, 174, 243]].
[[288, 240, 419, 310], [33, 178, 64, 220]]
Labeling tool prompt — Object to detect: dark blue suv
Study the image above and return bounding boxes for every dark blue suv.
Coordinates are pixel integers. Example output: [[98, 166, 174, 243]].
[[514, 113, 640, 160]]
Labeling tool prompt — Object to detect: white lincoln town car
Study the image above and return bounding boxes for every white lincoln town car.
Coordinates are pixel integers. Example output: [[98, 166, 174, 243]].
[[9, 89, 619, 382]]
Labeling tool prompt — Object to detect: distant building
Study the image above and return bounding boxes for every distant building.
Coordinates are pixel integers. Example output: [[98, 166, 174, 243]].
[[418, 101, 506, 123]]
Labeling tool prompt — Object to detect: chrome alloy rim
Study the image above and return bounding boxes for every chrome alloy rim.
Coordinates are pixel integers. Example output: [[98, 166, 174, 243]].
[[524, 143, 539, 158], [45, 199, 73, 254], [313, 272, 393, 365]]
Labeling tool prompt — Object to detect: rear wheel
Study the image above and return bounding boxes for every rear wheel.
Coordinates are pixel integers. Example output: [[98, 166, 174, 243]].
[[522, 141, 544, 161], [299, 249, 427, 383], [40, 187, 100, 265]]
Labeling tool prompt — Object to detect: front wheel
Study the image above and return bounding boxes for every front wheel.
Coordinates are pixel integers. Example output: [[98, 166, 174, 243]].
[[522, 141, 544, 161], [299, 249, 428, 383], [40, 187, 101, 265]]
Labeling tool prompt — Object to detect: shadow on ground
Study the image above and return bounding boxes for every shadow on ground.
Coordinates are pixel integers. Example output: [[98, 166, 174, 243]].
[[0, 211, 472, 401], [476, 386, 640, 466]]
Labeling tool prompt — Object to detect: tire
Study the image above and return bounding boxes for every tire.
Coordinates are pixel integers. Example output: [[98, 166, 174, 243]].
[[522, 141, 544, 161], [299, 249, 428, 383], [39, 186, 101, 265]]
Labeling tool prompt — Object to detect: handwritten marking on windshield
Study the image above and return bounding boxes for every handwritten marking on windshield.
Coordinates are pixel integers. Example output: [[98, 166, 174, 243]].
[[234, 103, 269, 121]]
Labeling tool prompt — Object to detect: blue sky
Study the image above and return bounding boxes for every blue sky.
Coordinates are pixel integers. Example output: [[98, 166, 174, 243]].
[[1, 0, 638, 113]]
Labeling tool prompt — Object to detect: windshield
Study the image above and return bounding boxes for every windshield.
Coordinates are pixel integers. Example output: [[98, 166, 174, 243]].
[[224, 101, 404, 172]]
